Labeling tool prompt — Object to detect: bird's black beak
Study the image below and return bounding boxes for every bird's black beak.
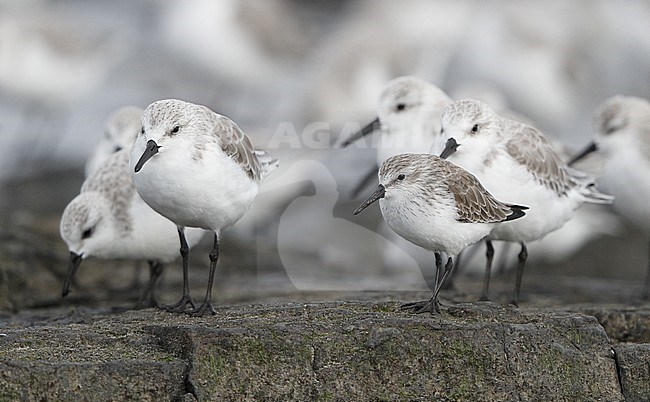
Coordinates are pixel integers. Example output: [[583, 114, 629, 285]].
[[134, 139, 160, 172], [568, 142, 598, 166], [440, 137, 459, 159], [341, 117, 381, 147], [62, 252, 83, 297], [354, 184, 385, 215]]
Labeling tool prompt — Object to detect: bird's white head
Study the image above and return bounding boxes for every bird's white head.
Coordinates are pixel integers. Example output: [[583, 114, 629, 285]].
[[438, 99, 498, 161], [569, 96, 650, 166], [132, 99, 209, 173], [377, 76, 452, 128], [593, 96, 650, 155], [104, 106, 143, 152], [340, 76, 451, 151], [373, 76, 452, 161], [59, 192, 117, 297], [60, 192, 115, 259], [354, 153, 440, 215]]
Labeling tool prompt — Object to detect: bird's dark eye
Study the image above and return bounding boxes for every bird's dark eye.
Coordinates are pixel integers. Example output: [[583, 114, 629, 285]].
[[82, 227, 93, 239], [471, 124, 479, 133], [397, 174, 405, 181], [396, 103, 406, 111], [171, 125, 180, 134], [605, 122, 623, 135], [113, 145, 122, 153], [140, 127, 145, 135]]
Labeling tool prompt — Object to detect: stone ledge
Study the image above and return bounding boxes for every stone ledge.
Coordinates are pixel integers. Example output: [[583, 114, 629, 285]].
[[614, 344, 650, 401], [0, 301, 626, 401]]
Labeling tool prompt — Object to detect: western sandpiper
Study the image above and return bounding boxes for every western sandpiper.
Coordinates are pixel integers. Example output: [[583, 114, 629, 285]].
[[570, 95, 650, 298], [439, 99, 613, 305], [131, 99, 278, 316], [353, 153, 527, 313], [60, 149, 205, 307]]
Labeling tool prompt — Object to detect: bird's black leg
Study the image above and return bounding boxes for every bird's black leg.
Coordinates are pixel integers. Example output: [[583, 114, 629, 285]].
[[137, 260, 164, 309], [481, 240, 495, 301], [127, 261, 143, 291], [510, 242, 527, 306], [434, 252, 443, 289], [427, 257, 455, 313], [401, 252, 443, 312], [166, 227, 196, 312], [443, 250, 460, 291], [190, 232, 218, 316], [402, 256, 454, 314]]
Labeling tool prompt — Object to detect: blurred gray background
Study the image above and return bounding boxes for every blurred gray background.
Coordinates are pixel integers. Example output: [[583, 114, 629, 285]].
[[1, 0, 649, 308]]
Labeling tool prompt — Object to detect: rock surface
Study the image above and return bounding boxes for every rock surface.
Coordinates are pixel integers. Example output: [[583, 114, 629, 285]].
[[0, 301, 636, 401], [614, 344, 650, 401]]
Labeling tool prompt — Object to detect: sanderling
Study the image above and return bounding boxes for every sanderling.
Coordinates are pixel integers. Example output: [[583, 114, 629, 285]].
[[439, 99, 613, 305], [60, 149, 205, 307], [131, 99, 278, 316], [341, 76, 453, 287], [570, 95, 650, 298], [353, 153, 527, 313], [342, 75, 452, 161], [85, 106, 143, 177]]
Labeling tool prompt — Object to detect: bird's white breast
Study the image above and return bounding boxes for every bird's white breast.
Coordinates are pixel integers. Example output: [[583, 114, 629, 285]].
[[132, 137, 258, 231]]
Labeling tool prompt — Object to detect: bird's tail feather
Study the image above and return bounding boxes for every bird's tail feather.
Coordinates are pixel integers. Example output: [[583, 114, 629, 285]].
[[504, 204, 529, 222], [582, 184, 614, 204], [255, 149, 279, 180], [568, 166, 614, 204]]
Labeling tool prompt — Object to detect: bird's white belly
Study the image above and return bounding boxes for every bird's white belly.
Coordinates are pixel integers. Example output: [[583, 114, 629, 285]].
[[134, 155, 258, 231], [380, 198, 493, 256], [602, 155, 650, 234], [462, 157, 578, 242]]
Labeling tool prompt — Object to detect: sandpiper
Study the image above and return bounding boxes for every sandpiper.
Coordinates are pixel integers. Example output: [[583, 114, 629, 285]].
[[354, 153, 527, 313], [439, 99, 613, 305], [60, 149, 205, 307], [131, 99, 278, 316], [570, 95, 650, 298]]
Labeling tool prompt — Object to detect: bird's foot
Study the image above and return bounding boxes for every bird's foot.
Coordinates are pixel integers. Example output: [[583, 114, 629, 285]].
[[135, 295, 161, 310], [164, 295, 196, 313], [187, 301, 216, 317], [400, 299, 441, 314]]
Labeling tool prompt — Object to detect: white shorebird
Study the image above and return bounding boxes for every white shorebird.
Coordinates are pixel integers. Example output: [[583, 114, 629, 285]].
[[353, 153, 527, 313], [570, 95, 650, 298], [439, 99, 613, 305], [342, 75, 452, 160], [131, 99, 278, 316], [341, 76, 453, 287], [60, 149, 205, 306], [85, 106, 143, 177]]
